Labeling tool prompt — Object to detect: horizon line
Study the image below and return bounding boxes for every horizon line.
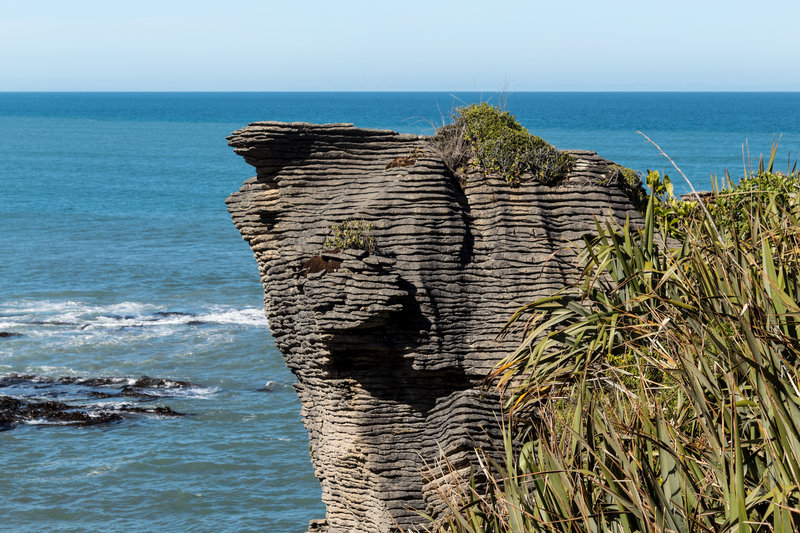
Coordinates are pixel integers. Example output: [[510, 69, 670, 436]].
[[2, 89, 800, 94]]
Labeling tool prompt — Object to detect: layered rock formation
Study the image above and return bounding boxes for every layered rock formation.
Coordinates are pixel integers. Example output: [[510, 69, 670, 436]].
[[226, 121, 642, 532]]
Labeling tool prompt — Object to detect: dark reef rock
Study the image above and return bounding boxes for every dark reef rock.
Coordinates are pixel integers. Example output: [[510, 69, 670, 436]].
[[0, 374, 194, 429], [226, 121, 642, 532], [0, 395, 185, 429], [0, 396, 124, 427]]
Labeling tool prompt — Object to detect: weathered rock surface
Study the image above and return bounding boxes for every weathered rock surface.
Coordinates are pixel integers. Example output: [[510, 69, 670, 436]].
[[226, 121, 642, 532]]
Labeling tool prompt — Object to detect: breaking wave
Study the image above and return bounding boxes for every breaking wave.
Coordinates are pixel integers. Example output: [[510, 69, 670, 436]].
[[0, 299, 268, 334]]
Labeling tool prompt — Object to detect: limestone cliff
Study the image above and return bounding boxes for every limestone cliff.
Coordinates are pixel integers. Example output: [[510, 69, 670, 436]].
[[226, 121, 642, 532]]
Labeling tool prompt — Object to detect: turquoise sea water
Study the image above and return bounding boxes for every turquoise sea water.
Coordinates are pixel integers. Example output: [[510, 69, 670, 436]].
[[1, 92, 799, 532]]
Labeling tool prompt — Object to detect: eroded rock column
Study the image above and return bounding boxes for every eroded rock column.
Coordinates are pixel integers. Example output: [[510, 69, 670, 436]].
[[226, 122, 640, 532]]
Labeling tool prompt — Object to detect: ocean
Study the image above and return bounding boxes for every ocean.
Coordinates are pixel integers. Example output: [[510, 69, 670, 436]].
[[1, 92, 799, 532]]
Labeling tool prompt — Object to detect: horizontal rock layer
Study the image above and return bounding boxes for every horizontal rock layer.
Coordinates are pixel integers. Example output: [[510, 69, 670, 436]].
[[226, 121, 641, 532]]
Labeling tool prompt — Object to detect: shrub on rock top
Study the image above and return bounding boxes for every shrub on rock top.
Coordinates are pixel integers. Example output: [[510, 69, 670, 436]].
[[433, 102, 574, 186]]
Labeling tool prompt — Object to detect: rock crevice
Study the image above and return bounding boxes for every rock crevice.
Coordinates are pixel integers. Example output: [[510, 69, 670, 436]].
[[226, 122, 641, 532]]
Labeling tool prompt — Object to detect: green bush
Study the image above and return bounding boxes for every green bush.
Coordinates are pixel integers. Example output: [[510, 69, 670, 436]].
[[433, 103, 574, 187], [324, 219, 376, 253], [710, 164, 800, 243]]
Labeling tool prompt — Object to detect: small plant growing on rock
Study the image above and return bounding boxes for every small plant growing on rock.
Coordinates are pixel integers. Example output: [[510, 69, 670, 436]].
[[431, 102, 574, 186], [324, 219, 376, 254], [606, 163, 648, 211]]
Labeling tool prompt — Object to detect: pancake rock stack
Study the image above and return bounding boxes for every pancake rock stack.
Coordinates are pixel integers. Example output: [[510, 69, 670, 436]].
[[226, 122, 641, 532]]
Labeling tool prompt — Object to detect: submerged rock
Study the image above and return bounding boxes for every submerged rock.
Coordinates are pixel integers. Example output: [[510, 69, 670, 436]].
[[131, 375, 195, 388], [0, 395, 185, 430], [0, 396, 123, 428], [0, 373, 197, 430], [227, 121, 642, 531]]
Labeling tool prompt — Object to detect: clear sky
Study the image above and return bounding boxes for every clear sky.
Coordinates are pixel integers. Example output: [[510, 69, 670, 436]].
[[1, 0, 798, 91]]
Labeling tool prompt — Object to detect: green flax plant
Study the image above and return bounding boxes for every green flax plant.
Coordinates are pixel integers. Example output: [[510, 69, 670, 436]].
[[430, 150, 800, 532]]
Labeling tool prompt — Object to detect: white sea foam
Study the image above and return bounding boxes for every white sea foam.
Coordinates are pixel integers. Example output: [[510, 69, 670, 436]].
[[0, 299, 268, 333], [1, 299, 159, 320], [0, 320, 28, 329], [86, 459, 132, 477], [143, 386, 220, 399], [91, 401, 134, 410], [194, 307, 269, 326], [24, 418, 68, 426], [23, 365, 81, 377]]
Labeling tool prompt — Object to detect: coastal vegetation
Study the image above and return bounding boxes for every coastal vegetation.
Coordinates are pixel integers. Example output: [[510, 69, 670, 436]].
[[432, 103, 574, 186], [431, 146, 800, 531], [607, 163, 649, 211], [324, 219, 376, 254]]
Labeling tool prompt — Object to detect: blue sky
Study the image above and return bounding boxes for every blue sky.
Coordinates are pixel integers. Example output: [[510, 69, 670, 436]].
[[1, 0, 798, 91]]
